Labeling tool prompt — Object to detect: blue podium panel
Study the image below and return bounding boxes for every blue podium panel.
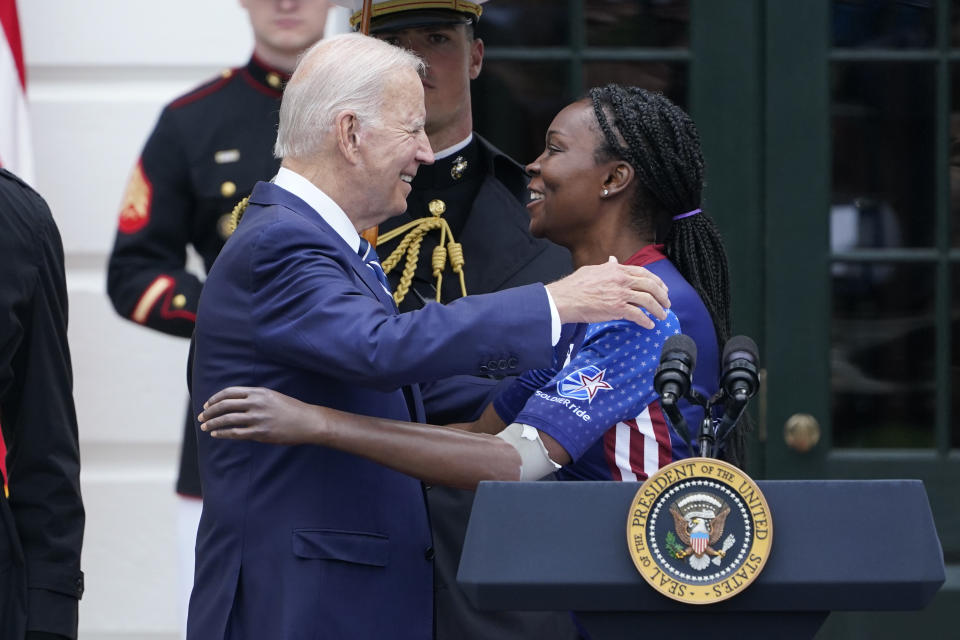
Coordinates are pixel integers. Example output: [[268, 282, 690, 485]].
[[574, 611, 827, 639], [457, 480, 944, 616]]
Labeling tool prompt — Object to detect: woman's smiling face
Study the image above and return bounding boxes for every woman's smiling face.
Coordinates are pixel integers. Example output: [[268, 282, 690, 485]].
[[524, 99, 617, 248]]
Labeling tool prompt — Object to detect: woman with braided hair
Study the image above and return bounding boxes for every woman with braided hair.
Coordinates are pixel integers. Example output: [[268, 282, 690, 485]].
[[195, 84, 742, 486], [579, 83, 741, 467]]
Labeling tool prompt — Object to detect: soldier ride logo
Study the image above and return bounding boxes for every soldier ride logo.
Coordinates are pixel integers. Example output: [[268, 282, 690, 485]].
[[626, 458, 773, 604]]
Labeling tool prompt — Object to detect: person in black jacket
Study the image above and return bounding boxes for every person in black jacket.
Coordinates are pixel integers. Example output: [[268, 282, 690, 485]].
[[104, 1, 332, 633], [0, 169, 85, 640]]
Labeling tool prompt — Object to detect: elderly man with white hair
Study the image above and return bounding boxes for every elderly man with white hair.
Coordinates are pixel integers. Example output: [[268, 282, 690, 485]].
[[187, 33, 670, 639]]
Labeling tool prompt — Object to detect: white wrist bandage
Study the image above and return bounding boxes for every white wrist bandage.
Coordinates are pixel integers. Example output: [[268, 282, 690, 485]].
[[496, 423, 562, 481]]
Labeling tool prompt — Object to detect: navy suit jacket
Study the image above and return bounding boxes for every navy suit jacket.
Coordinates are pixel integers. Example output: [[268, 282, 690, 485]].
[[187, 182, 555, 640]]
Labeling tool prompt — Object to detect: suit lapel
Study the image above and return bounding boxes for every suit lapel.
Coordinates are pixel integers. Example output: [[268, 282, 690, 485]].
[[249, 182, 397, 311], [248, 181, 415, 418], [350, 259, 398, 311]]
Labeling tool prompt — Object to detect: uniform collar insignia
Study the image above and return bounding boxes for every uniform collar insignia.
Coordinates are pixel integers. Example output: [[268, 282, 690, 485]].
[[451, 155, 468, 180], [414, 137, 480, 190]]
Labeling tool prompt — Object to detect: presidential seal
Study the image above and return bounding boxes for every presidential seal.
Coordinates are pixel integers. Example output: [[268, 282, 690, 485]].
[[626, 458, 772, 604]]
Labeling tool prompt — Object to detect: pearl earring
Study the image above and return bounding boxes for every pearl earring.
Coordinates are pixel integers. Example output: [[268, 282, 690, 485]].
[[602, 188, 609, 196]]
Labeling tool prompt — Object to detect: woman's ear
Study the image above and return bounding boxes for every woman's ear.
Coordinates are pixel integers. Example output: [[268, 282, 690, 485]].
[[601, 161, 634, 198]]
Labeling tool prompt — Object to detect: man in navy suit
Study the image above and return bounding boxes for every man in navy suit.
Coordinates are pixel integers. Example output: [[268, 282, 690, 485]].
[[187, 32, 669, 639]]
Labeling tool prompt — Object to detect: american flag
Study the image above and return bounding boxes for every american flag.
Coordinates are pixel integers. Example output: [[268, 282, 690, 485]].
[[0, 0, 33, 183]]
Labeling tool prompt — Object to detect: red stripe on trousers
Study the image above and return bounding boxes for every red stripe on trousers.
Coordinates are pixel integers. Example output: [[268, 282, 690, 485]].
[[0, 418, 7, 492]]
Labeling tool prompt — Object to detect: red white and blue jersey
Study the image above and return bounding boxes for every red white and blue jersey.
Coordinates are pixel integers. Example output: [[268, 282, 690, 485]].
[[493, 245, 719, 482]]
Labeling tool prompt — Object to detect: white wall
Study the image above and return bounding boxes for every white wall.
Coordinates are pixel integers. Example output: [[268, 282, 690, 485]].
[[24, 2, 250, 638]]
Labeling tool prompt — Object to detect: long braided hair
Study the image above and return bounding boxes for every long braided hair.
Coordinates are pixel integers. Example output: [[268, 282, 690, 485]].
[[588, 84, 746, 467]]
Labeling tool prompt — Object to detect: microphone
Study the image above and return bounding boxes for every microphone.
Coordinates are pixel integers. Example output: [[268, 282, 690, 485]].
[[713, 336, 760, 454], [654, 334, 697, 445], [721, 335, 760, 402]]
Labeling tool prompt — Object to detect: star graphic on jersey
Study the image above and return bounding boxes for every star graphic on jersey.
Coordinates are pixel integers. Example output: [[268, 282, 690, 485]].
[[570, 369, 613, 402]]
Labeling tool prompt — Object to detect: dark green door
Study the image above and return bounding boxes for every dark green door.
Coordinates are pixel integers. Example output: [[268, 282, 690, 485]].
[[759, 1, 957, 636], [474, 1, 956, 636], [691, 1, 956, 636]]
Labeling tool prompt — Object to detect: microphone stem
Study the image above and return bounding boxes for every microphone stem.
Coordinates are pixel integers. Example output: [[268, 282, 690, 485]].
[[697, 413, 715, 458], [660, 393, 692, 447]]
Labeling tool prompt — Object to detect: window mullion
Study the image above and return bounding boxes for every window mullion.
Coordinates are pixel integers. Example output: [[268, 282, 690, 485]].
[[936, 0, 951, 453]]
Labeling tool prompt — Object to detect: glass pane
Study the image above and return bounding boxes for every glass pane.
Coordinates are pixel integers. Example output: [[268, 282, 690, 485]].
[[831, 62, 935, 249], [585, 0, 690, 48], [831, 262, 936, 448], [952, 0, 960, 48], [475, 0, 569, 47], [472, 60, 572, 164], [833, 0, 935, 48], [953, 263, 960, 448], [583, 61, 688, 110], [950, 64, 960, 248]]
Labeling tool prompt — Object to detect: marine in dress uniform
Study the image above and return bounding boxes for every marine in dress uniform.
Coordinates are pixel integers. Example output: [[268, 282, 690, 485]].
[[0, 169, 85, 640], [342, 1, 577, 637], [382, 133, 579, 640], [106, 55, 289, 499]]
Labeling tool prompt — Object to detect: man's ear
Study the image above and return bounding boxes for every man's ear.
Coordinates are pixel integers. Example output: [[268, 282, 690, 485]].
[[468, 37, 484, 80], [602, 161, 635, 198], [335, 111, 362, 164]]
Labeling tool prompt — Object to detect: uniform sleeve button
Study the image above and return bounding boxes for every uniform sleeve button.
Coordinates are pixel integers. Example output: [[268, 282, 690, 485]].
[[424, 546, 435, 561], [498, 359, 507, 370], [508, 357, 518, 368]]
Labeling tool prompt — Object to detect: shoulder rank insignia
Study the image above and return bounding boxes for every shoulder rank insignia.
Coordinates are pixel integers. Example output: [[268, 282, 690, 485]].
[[627, 458, 773, 604], [118, 161, 152, 234]]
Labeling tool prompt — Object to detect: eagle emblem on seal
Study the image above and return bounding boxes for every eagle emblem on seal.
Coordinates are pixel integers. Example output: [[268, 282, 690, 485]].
[[668, 492, 736, 571]]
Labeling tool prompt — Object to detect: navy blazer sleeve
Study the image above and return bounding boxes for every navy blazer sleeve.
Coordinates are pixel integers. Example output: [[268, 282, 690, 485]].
[[246, 215, 555, 390]]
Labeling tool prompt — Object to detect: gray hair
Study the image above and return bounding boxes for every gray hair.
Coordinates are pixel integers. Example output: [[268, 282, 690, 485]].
[[274, 33, 425, 160]]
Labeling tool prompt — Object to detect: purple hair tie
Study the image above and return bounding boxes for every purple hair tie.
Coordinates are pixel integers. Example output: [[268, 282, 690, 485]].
[[672, 208, 701, 221]]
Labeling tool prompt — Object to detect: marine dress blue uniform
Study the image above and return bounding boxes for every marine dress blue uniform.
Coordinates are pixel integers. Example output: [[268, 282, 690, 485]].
[[107, 55, 289, 498]]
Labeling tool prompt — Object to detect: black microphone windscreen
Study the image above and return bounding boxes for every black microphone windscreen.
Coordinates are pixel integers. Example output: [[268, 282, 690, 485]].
[[723, 335, 758, 365], [661, 333, 697, 370]]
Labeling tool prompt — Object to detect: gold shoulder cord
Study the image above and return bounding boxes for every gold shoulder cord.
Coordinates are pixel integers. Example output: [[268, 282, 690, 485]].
[[225, 196, 250, 235], [377, 199, 467, 305], [226, 196, 467, 306]]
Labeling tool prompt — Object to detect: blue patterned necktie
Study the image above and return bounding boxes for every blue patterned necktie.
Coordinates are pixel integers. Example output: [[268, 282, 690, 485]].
[[358, 237, 392, 297]]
